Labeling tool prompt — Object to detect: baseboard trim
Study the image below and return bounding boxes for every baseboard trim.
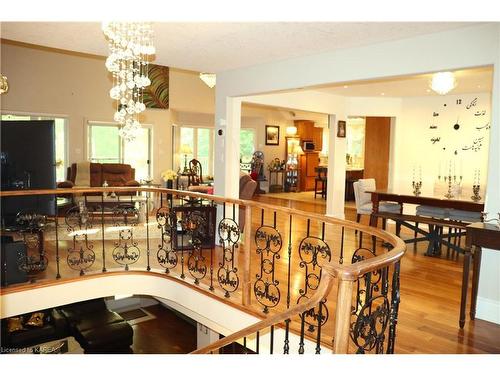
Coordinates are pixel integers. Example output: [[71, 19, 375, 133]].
[[476, 296, 500, 325]]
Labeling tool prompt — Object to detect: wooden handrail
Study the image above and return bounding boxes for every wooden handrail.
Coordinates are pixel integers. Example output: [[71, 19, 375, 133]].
[[191, 268, 336, 354], [1, 187, 406, 354]]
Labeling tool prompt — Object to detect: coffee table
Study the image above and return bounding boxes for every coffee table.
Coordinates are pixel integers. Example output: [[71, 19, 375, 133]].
[[74, 195, 148, 223]]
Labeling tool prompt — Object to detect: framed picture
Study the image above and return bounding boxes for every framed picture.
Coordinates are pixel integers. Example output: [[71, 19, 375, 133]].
[[265, 125, 280, 145], [337, 120, 346, 138]]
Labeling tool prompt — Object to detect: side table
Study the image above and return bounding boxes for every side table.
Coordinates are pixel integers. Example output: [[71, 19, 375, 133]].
[[460, 222, 500, 328]]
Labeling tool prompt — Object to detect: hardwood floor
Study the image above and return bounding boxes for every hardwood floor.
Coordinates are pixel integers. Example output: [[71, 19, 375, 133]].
[[130, 304, 197, 354], [3, 192, 499, 354]]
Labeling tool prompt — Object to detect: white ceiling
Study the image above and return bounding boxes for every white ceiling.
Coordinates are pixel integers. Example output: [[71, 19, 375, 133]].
[[0, 22, 477, 73], [311, 66, 493, 97]]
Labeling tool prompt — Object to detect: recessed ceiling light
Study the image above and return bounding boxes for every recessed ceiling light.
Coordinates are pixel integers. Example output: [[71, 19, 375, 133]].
[[381, 93, 385, 96], [478, 85, 481, 88], [343, 85, 348, 89], [426, 89, 431, 93]]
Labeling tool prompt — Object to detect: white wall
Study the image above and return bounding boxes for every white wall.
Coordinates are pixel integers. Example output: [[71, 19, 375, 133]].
[[395, 93, 491, 197], [215, 23, 500, 324]]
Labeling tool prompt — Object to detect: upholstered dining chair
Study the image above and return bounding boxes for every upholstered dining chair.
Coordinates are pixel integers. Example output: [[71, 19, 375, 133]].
[[353, 179, 401, 245], [187, 159, 211, 194]]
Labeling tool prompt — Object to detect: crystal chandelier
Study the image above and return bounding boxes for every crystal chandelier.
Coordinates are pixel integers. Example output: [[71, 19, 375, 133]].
[[102, 22, 155, 141], [430, 71, 456, 95]]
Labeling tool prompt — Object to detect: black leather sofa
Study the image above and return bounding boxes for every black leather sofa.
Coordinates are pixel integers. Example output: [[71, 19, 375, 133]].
[[1, 308, 69, 349], [58, 298, 133, 354]]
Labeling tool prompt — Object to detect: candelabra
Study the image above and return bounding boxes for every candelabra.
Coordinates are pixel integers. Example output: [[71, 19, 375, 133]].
[[471, 184, 482, 202], [412, 180, 422, 196], [440, 173, 462, 199]]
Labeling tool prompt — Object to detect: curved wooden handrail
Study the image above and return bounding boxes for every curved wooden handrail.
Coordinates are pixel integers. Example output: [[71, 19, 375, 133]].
[[191, 269, 336, 354], [1, 187, 406, 354]]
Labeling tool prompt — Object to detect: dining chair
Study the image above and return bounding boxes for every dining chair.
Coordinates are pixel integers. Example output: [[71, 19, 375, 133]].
[[446, 209, 482, 258], [414, 205, 449, 254], [353, 179, 401, 246]]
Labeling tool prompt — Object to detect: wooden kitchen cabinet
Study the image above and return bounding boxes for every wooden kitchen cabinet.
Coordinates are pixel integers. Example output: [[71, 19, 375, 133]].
[[299, 152, 320, 191]]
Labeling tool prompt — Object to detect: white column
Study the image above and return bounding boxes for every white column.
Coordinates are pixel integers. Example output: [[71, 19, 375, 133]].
[[476, 28, 500, 325], [214, 94, 241, 199], [326, 114, 347, 219], [197, 323, 220, 351]]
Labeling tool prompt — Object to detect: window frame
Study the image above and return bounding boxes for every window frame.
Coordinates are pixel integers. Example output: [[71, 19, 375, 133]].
[[86, 120, 153, 179]]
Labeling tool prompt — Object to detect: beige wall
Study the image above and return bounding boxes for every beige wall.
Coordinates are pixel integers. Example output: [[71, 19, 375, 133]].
[[0, 41, 215, 182]]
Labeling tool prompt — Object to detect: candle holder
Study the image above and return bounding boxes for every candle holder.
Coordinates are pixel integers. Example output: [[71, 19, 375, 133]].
[[471, 184, 481, 202], [444, 174, 454, 199], [412, 180, 422, 196]]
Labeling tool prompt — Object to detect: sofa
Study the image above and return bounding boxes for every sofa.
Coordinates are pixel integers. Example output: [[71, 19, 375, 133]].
[[58, 163, 140, 189], [57, 163, 140, 200], [58, 298, 133, 354], [1, 309, 69, 349]]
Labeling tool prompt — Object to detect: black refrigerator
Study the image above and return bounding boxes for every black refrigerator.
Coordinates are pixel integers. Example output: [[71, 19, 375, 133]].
[[1, 120, 57, 226]]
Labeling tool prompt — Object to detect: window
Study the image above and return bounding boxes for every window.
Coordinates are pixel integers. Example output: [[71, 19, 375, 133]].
[[87, 122, 152, 181], [240, 129, 255, 163], [1, 113, 68, 182], [178, 127, 214, 177]]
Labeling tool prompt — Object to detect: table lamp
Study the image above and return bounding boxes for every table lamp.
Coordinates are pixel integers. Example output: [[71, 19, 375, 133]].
[[180, 144, 193, 174]]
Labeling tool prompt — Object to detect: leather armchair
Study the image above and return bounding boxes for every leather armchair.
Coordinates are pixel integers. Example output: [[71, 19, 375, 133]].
[[58, 298, 133, 354]]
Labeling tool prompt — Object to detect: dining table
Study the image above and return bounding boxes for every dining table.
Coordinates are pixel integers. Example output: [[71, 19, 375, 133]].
[[367, 188, 486, 329]]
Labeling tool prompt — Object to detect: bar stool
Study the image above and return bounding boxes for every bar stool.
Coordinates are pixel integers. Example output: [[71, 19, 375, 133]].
[[314, 167, 327, 199]]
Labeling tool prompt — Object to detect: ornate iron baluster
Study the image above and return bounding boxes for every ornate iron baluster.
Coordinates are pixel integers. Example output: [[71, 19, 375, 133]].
[[184, 210, 208, 285], [111, 203, 140, 271], [53, 199, 61, 279], [156, 200, 177, 273], [101, 195, 107, 272], [350, 246, 393, 354], [253, 223, 282, 313], [65, 204, 95, 276], [297, 224, 331, 333], [217, 212, 240, 298], [386, 261, 401, 354], [145, 193, 151, 271]]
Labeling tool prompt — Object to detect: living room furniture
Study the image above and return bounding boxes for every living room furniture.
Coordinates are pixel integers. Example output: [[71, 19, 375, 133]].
[[187, 159, 212, 194], [460, 222, 500, 328], [284, 169, 299, 192], [314, 166, 327, 199], [238, 173, 257, 230], [1, 308, 69, 349], [0, 235, 28, 286], [58, 298, 133, 353], [75, 195, 148, 223], [58, 163, 140, 193]]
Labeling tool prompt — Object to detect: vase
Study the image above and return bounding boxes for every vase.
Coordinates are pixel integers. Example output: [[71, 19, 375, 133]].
[[166, 179, 173, 201]]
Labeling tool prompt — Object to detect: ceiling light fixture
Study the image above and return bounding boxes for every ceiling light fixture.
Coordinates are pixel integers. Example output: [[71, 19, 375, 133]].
[[430, 71, 457, 95], [0, 74, 9, 94], [102, 22, 155, 141], [199, 73, 216, 88]]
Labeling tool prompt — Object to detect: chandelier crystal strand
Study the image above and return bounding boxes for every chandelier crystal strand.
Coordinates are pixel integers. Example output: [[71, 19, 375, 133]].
[[102, 22, 155, 141]]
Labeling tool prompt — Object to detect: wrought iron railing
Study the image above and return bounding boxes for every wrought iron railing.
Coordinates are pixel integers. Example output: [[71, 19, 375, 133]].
[[0, 187, 405, 354]]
